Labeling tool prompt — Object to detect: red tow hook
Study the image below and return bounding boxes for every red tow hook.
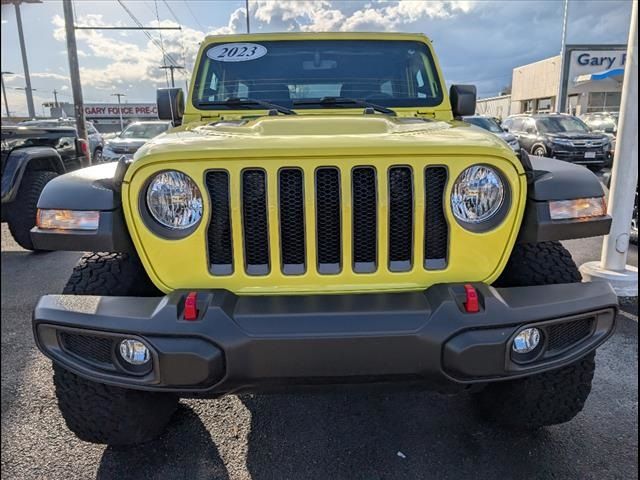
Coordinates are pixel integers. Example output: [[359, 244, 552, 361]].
[[184, 292, 199, 321], [463, 284, 480, 313]]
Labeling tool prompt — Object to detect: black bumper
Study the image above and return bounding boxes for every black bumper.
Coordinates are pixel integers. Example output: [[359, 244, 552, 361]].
[[550, 149, 608, 166], [33, 282, 618, 395]]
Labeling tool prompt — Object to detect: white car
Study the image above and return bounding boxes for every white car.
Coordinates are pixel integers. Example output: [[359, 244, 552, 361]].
[[102, 121, 172, 162]]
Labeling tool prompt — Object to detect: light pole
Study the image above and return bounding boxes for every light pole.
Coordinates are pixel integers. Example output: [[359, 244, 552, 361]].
[[245, 0, 250, 33], [580, 0, 638, 298], [14, 87, 38, 117], [0, 71, 13, 118], [111, 93, 126, 131], [556, 0, 569, 113], [10, 0, 41, 118], [62, 0, 90, 167]]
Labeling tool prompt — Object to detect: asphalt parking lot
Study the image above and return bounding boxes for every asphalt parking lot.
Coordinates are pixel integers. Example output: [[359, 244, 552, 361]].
[[1, 224, 637, 480]]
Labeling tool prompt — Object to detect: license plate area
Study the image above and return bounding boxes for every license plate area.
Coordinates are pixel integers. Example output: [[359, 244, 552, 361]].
[[585, 151, 596, 159]]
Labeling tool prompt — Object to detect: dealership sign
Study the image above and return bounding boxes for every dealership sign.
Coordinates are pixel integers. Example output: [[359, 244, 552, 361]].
[[83, 103, 158, 119], [568, 48, 627, 85]]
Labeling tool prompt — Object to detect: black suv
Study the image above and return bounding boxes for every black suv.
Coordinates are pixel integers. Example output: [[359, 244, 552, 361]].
[[1, 125, 88, 249], [502, 114, 611, 168]]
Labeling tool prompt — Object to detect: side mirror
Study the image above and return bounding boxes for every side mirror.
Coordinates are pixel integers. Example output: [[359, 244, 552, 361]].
[[157, 88, 185, 125], [502, 126, 509, 132], [449, 84, 476, 119]]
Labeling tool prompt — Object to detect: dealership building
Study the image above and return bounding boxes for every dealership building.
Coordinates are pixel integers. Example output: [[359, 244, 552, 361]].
[[477, 44, 626, 119], [46, 102, 159, 133]]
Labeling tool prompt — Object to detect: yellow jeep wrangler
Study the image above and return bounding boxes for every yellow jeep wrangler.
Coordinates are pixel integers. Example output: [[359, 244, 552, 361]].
[[31, 33, 617, 445]]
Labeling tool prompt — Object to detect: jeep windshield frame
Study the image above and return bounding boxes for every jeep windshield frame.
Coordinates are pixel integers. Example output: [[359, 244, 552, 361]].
[[192, 39, 444, 112]]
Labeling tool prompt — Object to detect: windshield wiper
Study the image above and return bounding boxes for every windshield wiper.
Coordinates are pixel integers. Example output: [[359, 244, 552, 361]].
[[293, 97, 397, 116], [198, 97, 296, 115]]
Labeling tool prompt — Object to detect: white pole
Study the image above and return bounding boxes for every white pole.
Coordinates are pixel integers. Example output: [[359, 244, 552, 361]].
[[556, 0, 569, 113], [580, 0, 638, 297], [601, 1, 638, 271]]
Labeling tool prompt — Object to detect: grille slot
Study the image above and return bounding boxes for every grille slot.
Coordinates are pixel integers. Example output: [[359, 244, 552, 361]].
[[388, 167, 413, 271], [279, 168, 306, 274], [546, 318, 594, 353], [424, 167, 448, 270], [205, 171, 233, 275], [59, 332, 114, 366], [315, 168, 341, 273], [242, 169, 270, 275], [352, 167, 377, 273]]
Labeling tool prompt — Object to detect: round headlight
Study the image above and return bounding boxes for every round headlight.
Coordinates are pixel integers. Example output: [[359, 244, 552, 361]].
[[146, 171, 203, 230], [451, 165, 505, 224]]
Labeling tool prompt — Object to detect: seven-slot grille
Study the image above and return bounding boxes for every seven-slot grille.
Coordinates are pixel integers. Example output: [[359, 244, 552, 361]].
[[204, 166, 448, 276]]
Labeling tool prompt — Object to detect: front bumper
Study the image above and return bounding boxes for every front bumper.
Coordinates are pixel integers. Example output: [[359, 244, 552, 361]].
[[550, 147, 609, 166], [33, 282, 618, 395]]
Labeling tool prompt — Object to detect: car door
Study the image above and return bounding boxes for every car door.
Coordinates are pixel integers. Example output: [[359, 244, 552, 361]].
[[505, 118, 526, 148], [518, 118, 539, 152]]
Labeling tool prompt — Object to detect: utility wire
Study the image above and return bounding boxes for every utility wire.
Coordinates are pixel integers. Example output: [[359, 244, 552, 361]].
[[161, 0, 192, 77], [162, 0, 181, 24], [116, 0, 182, 68], [183, 0, 206, 32], [154, 0, 171, 88]]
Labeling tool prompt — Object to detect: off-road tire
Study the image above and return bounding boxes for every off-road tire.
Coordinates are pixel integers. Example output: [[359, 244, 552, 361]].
[[53, 364, 178, 445], [478, 241, 594, 428], [474, 353, 596, 428], [63, 252, 161, 296], [6, 170, 58, 250], [493, 241, 581, 288]]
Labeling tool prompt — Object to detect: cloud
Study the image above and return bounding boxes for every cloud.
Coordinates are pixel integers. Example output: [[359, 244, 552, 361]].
[[27, 0, 632, 108], [51, 14, 201, 97]]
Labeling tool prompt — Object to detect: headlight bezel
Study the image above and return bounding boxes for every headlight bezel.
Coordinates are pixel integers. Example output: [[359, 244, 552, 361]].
[[139, 170, 204, 239], [450, 164, 512, 233]]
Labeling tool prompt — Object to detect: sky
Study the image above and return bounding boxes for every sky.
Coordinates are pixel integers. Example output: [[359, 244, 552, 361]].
[[0, 0, 633, 117]]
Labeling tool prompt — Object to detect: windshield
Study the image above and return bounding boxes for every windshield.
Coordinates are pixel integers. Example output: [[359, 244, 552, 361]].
[[119, 123, 168, 139], [536, 116, 590, 134], [193, 40, 443, 110], [585, 117, 617, 132], [464, 117, 503, 133]]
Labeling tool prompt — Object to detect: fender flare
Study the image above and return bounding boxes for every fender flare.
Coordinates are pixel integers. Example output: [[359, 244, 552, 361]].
[[518, 155, 611, 243], [30, 159, 134, 252], [1, 147, 65, 203]]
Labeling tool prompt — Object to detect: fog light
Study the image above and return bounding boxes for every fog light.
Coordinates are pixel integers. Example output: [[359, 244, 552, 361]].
[[512, 328, 541, 354], [118, 339, 150, 365]]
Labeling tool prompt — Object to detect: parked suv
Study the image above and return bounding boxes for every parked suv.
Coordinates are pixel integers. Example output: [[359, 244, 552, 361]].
[[502, 113, 611, 168], [31, 33, 616, 446], [462, 115, 520, 153], [1, 124, 88, 249], [580, 112, 618, 159], [101, 121, 171, 162]]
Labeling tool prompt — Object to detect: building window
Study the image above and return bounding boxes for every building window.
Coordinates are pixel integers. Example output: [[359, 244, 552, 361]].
[[536, 97, 553, 113], [587, 92, 621, 112], [522, 99, 535, 113]]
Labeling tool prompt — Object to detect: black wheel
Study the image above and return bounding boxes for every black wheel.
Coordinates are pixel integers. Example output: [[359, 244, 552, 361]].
[[6, 170, 58, 250], [93, 147, 103, 163], [63, 251, 162, 296], [474, 353, 596, 429], [56, 251, 173, 445], [477, 241, 593, 429], [493, 241, 581, 288], [532, 145, 547, 157], [53, 363, 178, 445]]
